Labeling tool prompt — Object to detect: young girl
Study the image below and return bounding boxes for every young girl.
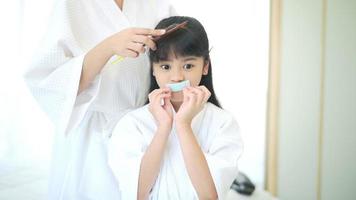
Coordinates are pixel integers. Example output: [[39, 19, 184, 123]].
[[108, 16, 243, 200]]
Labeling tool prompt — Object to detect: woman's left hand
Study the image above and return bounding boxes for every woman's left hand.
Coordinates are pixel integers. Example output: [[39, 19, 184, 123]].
[[176, 86, 211, 125]]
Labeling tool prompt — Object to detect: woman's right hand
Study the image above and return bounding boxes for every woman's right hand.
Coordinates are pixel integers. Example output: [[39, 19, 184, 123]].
[[148, 88, 173, 129], [105, 28, 166, 58], [79, 27, 165, 94]]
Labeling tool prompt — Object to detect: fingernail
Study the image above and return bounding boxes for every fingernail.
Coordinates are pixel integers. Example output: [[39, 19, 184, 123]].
[[160, 29, 166, 34]]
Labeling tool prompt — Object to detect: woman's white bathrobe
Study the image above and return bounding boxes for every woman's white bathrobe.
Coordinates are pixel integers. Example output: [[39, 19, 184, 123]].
[[23, 0, 175, 199], [108, 103, 243, 200]]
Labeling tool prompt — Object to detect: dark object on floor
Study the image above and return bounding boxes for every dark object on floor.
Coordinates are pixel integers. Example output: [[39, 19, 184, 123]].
[[231, 172, 256, 195]]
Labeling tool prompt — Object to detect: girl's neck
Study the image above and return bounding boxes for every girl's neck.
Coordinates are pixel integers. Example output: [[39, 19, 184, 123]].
[[171, 101, 182, 112], [114, 0, 124, 10]]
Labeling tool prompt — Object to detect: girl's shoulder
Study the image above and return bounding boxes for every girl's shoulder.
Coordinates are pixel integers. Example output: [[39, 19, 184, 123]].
[[205, 102, 236, 121], [203, 103, 241, 132]]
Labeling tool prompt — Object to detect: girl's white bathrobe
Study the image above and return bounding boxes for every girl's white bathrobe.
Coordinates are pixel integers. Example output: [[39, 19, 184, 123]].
[[23, 0, 175, 199], [108, 103, 243, 200]]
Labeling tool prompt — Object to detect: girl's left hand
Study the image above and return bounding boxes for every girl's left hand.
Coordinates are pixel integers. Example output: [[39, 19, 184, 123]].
[[176, 86, 211, 125]]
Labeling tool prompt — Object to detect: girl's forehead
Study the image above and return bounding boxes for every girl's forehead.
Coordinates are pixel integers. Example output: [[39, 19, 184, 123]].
[[158, 53, 202, 62]]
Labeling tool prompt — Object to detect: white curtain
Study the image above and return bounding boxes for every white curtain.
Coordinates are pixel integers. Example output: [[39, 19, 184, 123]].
[[0, 0, 55, 164], [0, 1, 55, 198]]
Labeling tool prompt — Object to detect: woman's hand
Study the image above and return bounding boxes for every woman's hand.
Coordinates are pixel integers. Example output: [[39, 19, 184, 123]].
[[176, 86, 211, 126], [79, 28, 165, 94], [148, 87, 173, 129], [105, 28, 165, 58]]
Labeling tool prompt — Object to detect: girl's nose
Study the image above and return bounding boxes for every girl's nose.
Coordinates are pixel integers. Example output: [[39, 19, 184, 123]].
[[170, 69, 184, 82]]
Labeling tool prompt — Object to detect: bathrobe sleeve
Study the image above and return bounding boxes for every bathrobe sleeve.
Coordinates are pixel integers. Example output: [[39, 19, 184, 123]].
[[204, 116, 244, 200], [108, 114, 145, 200], [23, 0, 101, 135]]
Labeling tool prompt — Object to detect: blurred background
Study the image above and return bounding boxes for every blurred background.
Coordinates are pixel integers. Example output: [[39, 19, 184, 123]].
[[0, 0, 355, 200]]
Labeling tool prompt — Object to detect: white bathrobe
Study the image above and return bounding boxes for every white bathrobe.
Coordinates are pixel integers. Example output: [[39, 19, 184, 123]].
[[23, 0, 176, 199], [108, 103, 243, 200]]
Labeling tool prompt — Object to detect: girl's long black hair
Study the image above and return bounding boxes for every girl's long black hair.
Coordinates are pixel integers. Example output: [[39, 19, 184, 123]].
[[147, 16, 221, 108]]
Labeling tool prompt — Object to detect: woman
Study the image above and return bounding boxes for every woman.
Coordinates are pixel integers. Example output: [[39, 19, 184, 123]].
[[24, 0, 176, 199]]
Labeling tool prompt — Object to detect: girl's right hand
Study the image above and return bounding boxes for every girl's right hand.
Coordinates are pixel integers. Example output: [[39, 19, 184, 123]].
[[148, 88, 173, 129], [105, 28, 166, 58]]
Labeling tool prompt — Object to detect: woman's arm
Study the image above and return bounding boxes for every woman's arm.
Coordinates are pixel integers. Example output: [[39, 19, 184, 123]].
[[176, 123, 218, 200], [79, 39, 112, 93]]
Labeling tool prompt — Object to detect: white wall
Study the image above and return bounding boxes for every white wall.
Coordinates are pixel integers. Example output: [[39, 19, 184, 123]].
[[277, 0, 356, 199], [321, 0, 356, 199], [278, 0, 322, 199]]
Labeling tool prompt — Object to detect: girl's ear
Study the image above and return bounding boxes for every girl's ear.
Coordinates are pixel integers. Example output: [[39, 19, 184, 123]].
[[203, 61, 209, 75]]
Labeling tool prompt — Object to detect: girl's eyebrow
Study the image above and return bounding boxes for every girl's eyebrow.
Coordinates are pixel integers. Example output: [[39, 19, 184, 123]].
[[183, 57, 197, 61], [157, 57, 197, 62]]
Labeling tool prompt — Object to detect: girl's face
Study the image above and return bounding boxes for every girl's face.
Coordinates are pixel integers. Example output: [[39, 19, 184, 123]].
[[152, 54, 209, 102]]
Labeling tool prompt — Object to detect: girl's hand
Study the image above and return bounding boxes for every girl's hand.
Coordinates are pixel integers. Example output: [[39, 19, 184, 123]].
[[105, 28, 165, 58], [148, 88, 173, 129], [176, 86, 211, 125]]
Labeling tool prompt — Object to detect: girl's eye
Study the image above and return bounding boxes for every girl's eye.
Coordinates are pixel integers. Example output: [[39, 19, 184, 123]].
[[160, 65, 171, 70], [183, 64, 194, 70]]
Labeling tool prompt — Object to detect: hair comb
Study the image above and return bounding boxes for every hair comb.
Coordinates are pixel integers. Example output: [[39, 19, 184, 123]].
[[111, 21, 188, 65], [152, 21, 188, 42]]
